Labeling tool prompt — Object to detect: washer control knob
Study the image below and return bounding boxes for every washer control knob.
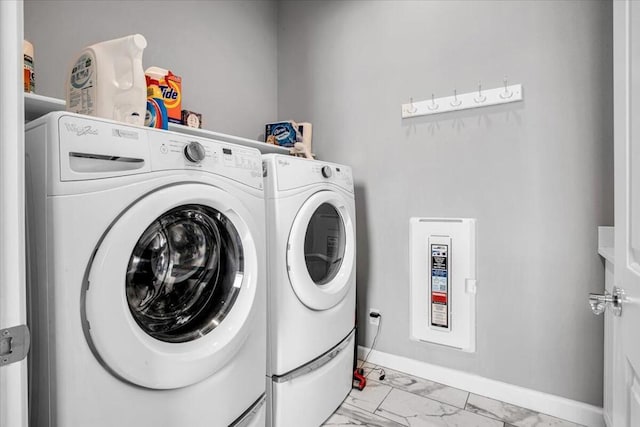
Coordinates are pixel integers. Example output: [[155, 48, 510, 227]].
[[184, 141, 206, 163], [321, 165, 332, 178]]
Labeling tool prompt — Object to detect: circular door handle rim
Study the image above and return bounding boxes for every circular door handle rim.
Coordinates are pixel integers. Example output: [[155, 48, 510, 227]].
[[83, 183, 259, 389], [286, 191, 355, 310]]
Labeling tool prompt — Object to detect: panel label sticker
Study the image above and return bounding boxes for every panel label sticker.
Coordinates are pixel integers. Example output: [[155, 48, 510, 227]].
[[430, 243, 449, 329]]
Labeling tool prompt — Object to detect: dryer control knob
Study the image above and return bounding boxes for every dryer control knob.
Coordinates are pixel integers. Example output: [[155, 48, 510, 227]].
[[321, 165, 332, 178], [184, 141, 206, 163]]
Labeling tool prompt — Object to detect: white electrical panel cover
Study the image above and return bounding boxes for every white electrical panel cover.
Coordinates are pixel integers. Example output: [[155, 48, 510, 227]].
[[409, 218, 476, 352]]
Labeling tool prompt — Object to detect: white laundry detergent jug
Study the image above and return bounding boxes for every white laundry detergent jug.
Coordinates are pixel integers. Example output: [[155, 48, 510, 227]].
[[66, 34, 147, 126]]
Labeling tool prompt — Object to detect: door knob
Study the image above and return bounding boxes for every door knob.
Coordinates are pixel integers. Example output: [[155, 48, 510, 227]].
[[589, 287, 625, 316]]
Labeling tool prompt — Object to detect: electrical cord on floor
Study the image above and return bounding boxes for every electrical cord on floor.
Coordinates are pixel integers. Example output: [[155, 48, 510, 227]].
[[357, 312, 386, 381]]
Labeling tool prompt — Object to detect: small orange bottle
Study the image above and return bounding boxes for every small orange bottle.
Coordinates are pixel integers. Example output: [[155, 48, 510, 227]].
[[23, 40, 35, 93]]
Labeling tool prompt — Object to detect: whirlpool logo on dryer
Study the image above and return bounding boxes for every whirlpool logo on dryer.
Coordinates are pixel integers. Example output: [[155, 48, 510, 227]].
[[64, 123, 99, 136]]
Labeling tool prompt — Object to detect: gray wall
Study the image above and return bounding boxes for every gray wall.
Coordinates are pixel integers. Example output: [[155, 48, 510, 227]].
[[277, 0, 613, 406], [24, 0, 277, 140]]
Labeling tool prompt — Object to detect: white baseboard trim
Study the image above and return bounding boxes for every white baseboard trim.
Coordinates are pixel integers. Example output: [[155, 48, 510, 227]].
[[357, 346, 604, 427]]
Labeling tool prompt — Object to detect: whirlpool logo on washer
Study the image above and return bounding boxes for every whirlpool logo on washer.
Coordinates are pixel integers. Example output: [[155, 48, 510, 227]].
[[64, 123, 99, 137]]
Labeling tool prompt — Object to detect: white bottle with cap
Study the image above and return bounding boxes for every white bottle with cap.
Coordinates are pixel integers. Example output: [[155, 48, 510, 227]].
[[66, 34, 147, 126]]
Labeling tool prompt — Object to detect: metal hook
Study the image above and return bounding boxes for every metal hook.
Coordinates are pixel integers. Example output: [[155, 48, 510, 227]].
[[409, 98, 418, 114], [474, 81, 487, 103], [450, 89, 462, 107], [427, 93, 439, 111], [499, 76, 513, 99], [405, 97, 418, 114]]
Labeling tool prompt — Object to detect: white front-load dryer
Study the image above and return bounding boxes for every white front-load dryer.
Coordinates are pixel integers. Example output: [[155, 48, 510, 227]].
[[25, 112, 266, 427], [263, 154, 356, 427]]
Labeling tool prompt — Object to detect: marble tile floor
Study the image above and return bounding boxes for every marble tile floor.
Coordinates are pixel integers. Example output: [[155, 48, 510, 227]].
[[323, 361, 584, 427]]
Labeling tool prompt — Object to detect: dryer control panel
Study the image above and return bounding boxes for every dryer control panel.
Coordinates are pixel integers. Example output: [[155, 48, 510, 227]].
[[267, 154, 353, 193]]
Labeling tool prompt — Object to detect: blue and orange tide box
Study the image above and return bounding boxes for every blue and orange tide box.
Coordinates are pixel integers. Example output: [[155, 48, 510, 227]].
[[145, 67, 182, 124]]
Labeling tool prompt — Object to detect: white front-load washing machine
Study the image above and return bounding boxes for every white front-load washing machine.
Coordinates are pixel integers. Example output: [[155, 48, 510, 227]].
[[25, 112, 266, 427], [262, 154, 356, 427]]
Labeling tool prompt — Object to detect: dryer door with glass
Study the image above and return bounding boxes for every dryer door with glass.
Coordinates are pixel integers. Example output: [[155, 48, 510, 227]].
[[83, 183, 258, 390], [286, 190, 355, 310]]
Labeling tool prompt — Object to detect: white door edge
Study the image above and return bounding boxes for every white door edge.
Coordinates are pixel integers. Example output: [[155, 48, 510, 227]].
[[0, 1, 28, 427], [612, 2, 640, 426]]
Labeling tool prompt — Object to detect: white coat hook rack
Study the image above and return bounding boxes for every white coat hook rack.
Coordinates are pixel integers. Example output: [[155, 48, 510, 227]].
[[401, 79, 523, 119]]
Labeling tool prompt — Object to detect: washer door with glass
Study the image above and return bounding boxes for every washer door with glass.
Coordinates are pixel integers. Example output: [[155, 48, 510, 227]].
[[286, 190, 355, 310], [84, 183, 258, 390]]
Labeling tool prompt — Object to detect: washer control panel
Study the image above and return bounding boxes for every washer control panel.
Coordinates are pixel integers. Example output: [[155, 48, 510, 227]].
[[149, 132, 263, 190]]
